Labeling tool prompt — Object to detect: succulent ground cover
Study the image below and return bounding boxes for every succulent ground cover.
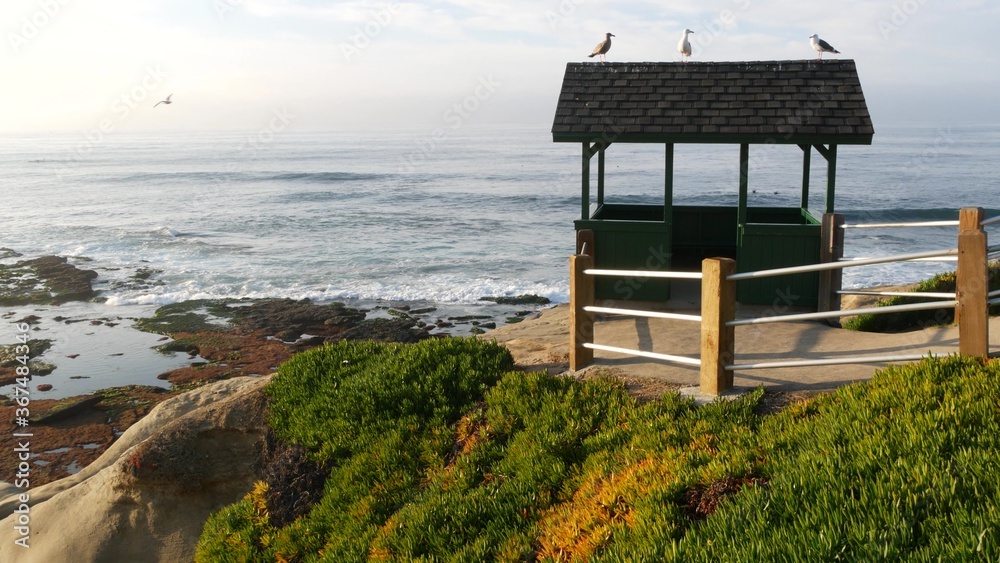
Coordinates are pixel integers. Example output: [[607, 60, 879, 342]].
[[196, 339, 1000, 561]]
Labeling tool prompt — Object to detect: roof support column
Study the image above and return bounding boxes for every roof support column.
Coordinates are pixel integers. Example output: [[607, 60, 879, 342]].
[[814, 143, 838, 214], [799, 143, 811, 210], [738, 143, 750, 235], [664, 143, 674, 224], [597, 144, 606, 206], [581, 142, 591, 220]]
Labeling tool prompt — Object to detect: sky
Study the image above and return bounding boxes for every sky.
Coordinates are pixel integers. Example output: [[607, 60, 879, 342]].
[[2, 0, 998, 134]]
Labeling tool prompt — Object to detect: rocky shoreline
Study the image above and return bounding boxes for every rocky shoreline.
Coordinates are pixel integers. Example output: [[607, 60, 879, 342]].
[[0, 254, 554, 488]]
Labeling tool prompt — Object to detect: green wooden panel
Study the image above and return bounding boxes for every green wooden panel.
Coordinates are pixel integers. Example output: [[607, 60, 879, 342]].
[[737, 223, 821, 308], [575, 217, 672, 301]]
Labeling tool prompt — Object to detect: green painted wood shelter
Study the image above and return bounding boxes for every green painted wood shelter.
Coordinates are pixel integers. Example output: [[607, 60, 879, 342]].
[[552, 59, 874, 307]]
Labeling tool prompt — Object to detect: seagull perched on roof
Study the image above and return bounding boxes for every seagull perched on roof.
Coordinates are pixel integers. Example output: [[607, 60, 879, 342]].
[[809, 34, 840, 60], [153, 94, 173, 107], [588, 32, 614, 62], [678, 29, 694, 62]]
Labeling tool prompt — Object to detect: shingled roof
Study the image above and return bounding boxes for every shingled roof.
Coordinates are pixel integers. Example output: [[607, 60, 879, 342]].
[[552, 60, 874, 144]]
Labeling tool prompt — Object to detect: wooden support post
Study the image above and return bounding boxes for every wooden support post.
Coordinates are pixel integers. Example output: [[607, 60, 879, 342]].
[[818, 213, 845, 314], [799, 144, 811, 210], [737, 144, 749, 234], [570, 252, 595, 371], [581, 143, 591, 220], [825, 144, 837, 214], [700, 258, 736, 395], [957, 207, 988, 356], [597, 145, 606, 207]]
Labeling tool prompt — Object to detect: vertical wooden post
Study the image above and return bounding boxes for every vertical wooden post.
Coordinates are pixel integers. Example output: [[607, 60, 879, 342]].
[[818, 213, 845, 314], [700, 258, 736, 395], [581, 143, 591, 220], [825, 144, 837, 214], [737, 144, 749, 234], [664, 143, 675, 224], [570, 252, 595, 371], [957, 207, 988, 356], [799, 144, 811, 210], [597, 145, 606, 207]]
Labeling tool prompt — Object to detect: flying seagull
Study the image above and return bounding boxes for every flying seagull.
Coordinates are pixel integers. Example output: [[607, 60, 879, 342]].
[[678, 29, 694, 62], [153, 94, 173, 107], [809, 34, 840, 60], [588, 32, 614, 62]]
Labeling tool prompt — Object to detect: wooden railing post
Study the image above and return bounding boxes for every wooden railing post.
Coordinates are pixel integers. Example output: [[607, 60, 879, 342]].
[[957, 207, 988, 356], [818, 213, 845, 315], [569, 252, 595, 371], [700, 258, 736, 395]]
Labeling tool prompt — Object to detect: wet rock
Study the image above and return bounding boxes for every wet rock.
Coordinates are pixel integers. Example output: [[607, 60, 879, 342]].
[[0, 255, 99, 305], [0, 248, 22, 259], [332, 317, 426, 344], [29, 396, 103, 424], [36, 384, 53, 392], [479, 294, 551, 306]]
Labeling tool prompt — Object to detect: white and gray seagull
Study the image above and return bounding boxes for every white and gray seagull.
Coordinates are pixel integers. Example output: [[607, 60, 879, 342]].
[[809, 34, 840, 60], [678, 29, 694, 62], [588, 32, 614, 62], [153, 94, 173, 107]]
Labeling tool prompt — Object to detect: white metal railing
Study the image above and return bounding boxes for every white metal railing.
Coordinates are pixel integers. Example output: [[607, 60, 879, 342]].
[[728, 352, 946, 371], [572, 208, 993, 391], [584, 269, 702, 279], [577, 266, 703, 368], [584, 343, 701, 366], [837, 290, 956, 299], [728, 248, 957, 281], [585, 306, 701, 323], [842, 220, 958, 229], [727, 300, 957, 327]]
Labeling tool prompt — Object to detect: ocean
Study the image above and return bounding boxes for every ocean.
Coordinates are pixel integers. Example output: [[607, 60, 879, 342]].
[[0, 124, 998, 397]]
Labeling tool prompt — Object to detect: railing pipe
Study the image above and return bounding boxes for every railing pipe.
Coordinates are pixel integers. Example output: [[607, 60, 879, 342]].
[[584, 306, 701, 323], [837, 290, 956, 299], [840, 256, 957, 263], [727, 352, 945, 371], [842, 220, 959, 229], [584, 269, 703, 280], [583, 343, 701, 367], [728, 248, 958, 281], [981, 215, 1000, 227], [727, 300, 957, 327]]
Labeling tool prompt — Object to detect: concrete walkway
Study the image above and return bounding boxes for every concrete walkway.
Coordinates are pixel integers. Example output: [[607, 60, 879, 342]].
[[486, 286, 999, 396]]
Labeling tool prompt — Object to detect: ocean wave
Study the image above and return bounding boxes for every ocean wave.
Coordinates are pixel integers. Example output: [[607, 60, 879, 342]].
[[104, 170, 393, 186], [102, 275, 569, 308]]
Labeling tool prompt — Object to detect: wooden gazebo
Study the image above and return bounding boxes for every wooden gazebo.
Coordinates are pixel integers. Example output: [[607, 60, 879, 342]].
[[552, 60, 874, 307]]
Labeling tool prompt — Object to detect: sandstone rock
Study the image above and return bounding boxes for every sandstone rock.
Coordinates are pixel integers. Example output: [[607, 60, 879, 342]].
[[0, 376, 272, 563]]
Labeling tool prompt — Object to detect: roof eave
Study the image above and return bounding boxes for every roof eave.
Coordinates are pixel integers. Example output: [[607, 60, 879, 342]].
[[551, 133, 874, 145]]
